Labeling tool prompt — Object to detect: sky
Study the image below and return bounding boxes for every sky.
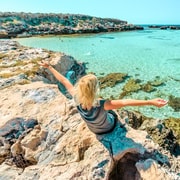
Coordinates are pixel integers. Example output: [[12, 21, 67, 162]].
[[0, 0, 180, 25]]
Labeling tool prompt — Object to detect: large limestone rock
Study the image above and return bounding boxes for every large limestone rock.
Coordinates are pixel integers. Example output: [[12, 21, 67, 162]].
[[0, 40, 179, 179], [0, 82, 178, 179]]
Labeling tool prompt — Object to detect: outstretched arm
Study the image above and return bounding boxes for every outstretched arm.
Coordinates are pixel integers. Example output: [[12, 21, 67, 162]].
[[40, 61, 74, 96], [104, 98, 168, 110]]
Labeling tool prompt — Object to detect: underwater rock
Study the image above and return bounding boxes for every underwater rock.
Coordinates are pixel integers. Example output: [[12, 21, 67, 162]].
[[168, 95, 180, 112], [119, 77, 165, 98], [149, 79, 164, 87], [122, 78, 141, 92], [141, 83, 156, 92], [119, 79, 141, 99], [141, 78, 165, 92], [98, 73, 128, 89]]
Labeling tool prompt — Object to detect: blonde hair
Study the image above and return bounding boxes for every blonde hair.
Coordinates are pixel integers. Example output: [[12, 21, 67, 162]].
[[74, 74, 99, 109]]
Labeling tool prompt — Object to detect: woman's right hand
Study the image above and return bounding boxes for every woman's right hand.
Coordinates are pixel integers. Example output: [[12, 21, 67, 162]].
[[39, 60, 51, 69], [149, 98, 168, 108]]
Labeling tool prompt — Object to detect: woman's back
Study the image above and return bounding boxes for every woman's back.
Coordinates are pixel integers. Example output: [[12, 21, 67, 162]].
[[77, 99, 116, 134]]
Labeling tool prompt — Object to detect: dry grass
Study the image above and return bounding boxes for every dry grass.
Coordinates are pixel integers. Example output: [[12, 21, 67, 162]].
[[24, 64, 40, 77], [0, 57, 42, 68], [17, 79, 31, 85], [0, 57, 42, 78], [0, 53, 7, 59], [0, 69, 24, 78], [0, 65, 40, 78], [31, 57, 41, 64], [0, 60, 28, 69]]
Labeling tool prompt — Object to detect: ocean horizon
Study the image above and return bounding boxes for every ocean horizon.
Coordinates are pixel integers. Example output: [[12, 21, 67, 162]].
[[15, 26, 180, 119]]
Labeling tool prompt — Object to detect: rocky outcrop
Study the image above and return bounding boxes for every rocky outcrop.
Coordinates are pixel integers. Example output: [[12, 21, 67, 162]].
[[98, 73, 128, 89], [0, 40, 179, 180], [149, 25, 180, 30], [0, 12, 143, 38], [1, 82, 179, 179], [168, 95, 180, 112], [0, 39, 86, 90], [119, 77, 165, 99]]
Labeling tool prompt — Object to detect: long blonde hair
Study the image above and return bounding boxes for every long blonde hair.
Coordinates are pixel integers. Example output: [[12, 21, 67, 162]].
[[74, 74, 99, 109]]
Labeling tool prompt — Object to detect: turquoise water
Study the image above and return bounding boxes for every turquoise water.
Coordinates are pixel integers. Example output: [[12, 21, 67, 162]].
[[15, 27, 180, 119]]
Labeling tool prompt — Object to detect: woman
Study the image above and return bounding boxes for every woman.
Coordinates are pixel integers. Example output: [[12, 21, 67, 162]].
[[40, 61, 168, 135]]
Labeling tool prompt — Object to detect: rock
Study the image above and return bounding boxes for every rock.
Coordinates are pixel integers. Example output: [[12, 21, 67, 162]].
[[0, 117, 38, 168], [164, 117, 180, 145], [118, 110, 144, 129], [0, 39, 86, 90], [0, 40, 20, 51], [136, 159, 172, 180], [0, 117, 38, 141], [149, 79, 164, 87], [160, 26, 168, 30], [119, 78, 141, 98], [142, 83, 156, 92], [139, 117, 180, 157], [98, 73, 128, 89], [168, 95, 180, 112], [0, 39, 179, 179], [119, 77, 166, 98], [0, 30, 8, 38], [0, 81, 176, 179]]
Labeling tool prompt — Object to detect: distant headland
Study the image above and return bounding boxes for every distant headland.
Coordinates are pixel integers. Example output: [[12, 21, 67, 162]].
[[0, 12, 144, 38]]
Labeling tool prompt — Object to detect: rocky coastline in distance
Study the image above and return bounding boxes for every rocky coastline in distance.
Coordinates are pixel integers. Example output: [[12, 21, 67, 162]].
[[0, 12, 144, 38], [0, 12, 180, 39]]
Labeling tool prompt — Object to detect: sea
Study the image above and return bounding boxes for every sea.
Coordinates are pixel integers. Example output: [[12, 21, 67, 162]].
[[15, 25, 180, 119]]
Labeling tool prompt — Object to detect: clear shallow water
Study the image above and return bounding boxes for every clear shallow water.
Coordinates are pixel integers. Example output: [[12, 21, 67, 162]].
[[15, 28, 180, 119]]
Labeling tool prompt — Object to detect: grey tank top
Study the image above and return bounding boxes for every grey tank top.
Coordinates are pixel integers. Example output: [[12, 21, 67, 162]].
[[77, 100, 115, 134]]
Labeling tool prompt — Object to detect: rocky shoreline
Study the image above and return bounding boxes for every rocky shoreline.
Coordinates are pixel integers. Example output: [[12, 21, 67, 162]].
[[0, 12, 144, 39], [149, 25, 180, 30], [0, 39, 180, 179]]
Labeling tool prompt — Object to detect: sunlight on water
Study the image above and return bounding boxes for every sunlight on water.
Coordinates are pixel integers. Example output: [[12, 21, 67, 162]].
[[15, 28, 180, 119]]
